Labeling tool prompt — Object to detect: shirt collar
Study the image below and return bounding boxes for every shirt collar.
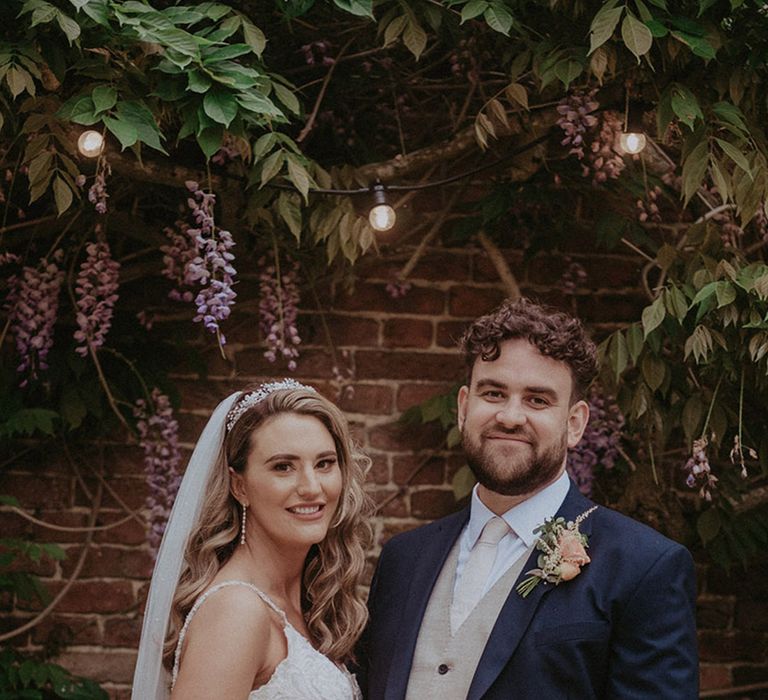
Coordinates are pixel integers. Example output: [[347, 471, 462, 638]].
[[467, 471, 571, 548]]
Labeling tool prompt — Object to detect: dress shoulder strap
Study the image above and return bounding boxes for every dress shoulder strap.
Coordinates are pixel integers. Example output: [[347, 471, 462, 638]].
[[171, 580, 287, 687]]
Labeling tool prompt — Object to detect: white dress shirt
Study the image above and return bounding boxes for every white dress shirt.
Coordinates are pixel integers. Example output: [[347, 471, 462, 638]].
[[452, 471, 570, 598]]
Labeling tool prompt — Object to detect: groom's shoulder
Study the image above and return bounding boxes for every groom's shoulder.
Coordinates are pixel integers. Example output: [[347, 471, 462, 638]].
[[589, 500, 692, 564], [381, 508, 467, 555]]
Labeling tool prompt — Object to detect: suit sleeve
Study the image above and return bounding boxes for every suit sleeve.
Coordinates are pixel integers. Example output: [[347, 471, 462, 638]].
[[606, 543, 698, 699]]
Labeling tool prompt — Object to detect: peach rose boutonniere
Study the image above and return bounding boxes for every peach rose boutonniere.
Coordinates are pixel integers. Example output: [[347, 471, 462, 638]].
[[516, 506, 598, 598]]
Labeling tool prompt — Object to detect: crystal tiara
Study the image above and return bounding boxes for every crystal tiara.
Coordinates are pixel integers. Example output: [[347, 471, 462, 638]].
[[225, 379, 316, 432]]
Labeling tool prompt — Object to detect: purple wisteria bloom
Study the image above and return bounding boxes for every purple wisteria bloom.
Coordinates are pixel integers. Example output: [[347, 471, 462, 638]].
[[134, 389, 182, 557], [556, 89, 599, 159], [566, 387, 625, 496], [73, 240, 120, 356], [5, 251, 65, 386], [258, 251, 301, 371], [161, 181, 236, 347], [87, 159, 111, 214]]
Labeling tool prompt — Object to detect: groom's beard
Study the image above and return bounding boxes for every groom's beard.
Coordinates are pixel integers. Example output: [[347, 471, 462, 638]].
[[462, 425, 568, 497]]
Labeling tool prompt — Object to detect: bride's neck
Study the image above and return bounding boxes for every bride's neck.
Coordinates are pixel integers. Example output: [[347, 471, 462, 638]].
[[228, 537, 307, 601]]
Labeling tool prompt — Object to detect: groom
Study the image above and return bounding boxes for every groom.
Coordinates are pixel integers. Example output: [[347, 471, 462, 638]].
[[358, 298, 698, 699]]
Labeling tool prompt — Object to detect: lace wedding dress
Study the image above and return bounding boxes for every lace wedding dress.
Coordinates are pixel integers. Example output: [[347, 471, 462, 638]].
[[172, 580, 362, 699]]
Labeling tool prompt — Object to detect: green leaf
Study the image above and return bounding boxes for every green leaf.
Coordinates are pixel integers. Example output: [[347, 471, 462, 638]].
[[236, 91, 284, 118], [402, 16, 427, 59], [670, 83, 704, 130], [461, 0, 489, 22], [712, 101, 749, 135], [553, 58, 583, 87], [625, 323, 644, 364], [332, 0, 374, 18], [27, 151, 53, 186], [286, 155, 311, 202], [681, 139, 709, 205], [103, 115, 138, 149], [202, 43, 253, 64], [609, 331, 629, 381], [277, 190, 302, 240], [483, 3, 514, 35], [682, 395, 704, 443], [665, 286, 689, 321], [61, 96, 99, 125], [691, 280, 717, 306], [0, 408, 59, 437], [272, 82, 300, 116], [709, 158, 730, 204], [641, 295, 666, 337], [645, 18, 668, 37], [621, 12, 653, 60], [642, 354, 666, 391], [252, 132, 276, 159], [91, 85, 117, 114], [241, 18, 267, 57], [6, 66, 30, 98], [115, 101, 167, 153], [715, 138, 752, 178], [259, 149, 284, 186], [384, 15, 407, 44], [196, 126, 224, 158], [55, 9, 81, 43], [589, 5, 623, 54], [52, 176, 73, 214], [187, 69, 212, 93], [715, 281, 736, 307], [634, 0, 653, 22], [671, 30, 716, 59], [203, 90, 238, 127], [452, 464, 476, 500]]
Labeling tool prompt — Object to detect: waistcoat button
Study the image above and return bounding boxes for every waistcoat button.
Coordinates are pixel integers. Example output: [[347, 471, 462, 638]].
[[437, 664, 449, 675]]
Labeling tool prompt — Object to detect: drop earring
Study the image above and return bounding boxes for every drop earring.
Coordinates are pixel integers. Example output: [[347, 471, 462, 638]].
[[240, 503, 247, 545]]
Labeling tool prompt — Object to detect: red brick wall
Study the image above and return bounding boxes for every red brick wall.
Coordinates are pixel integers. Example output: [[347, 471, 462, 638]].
[[1, 243, 767, 698]]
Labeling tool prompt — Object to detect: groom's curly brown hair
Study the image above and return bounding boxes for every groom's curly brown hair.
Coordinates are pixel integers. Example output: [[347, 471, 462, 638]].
[[459, 297, 598, 401]]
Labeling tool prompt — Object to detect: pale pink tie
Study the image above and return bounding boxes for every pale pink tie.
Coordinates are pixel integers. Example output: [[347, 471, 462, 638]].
[[451, 516, 510, 633]]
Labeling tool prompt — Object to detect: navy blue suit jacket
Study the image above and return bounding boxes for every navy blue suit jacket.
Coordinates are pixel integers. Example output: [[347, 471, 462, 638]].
[[358, 481, 698, 699]]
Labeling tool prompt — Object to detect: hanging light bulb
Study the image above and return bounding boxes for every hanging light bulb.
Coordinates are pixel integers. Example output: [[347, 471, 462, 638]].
[[619, 131, 647, 155], [368, 183, 396, 232], [77, 130, 104, 158]]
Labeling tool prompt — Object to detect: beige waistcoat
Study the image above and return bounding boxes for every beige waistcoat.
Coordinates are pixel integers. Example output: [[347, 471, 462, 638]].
[[405, 540, 533, 700]]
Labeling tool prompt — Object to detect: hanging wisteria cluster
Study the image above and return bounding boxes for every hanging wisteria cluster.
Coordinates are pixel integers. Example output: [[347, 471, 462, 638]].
[[258, 250, 301, 371], [566, 387, 625, 496], [134, 389, 182, 557], [87, 159, 111, 214], [160, 220, 197, 303], [161, 181, 237, 347], [683, 435, 718, 502], [73, 240, 121, 357], [556, 88, 599, 159], [586, 110, 626, 184], [4, 251, 65, 386], [556, 90, 625, 185]]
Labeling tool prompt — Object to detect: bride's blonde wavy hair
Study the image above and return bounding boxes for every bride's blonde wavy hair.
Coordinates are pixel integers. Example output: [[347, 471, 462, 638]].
[[163, 385, 373, 667]]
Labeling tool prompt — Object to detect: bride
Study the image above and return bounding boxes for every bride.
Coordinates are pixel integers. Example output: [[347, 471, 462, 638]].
[[132, 380, 372, 699]]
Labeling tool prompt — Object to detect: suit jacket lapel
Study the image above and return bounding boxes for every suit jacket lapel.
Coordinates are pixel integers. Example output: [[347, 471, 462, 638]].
[[385, 508, 469, 700], [467, 481, 595, 700]]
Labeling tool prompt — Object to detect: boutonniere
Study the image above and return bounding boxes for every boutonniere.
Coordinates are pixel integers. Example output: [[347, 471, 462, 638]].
[[516, 506, 598, 598]]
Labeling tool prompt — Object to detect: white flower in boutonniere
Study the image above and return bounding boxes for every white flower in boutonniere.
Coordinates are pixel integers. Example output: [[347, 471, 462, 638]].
[[516, 506, 598, 598]]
